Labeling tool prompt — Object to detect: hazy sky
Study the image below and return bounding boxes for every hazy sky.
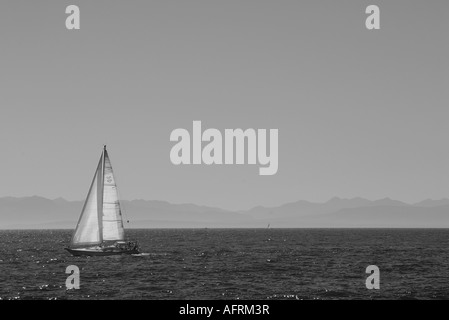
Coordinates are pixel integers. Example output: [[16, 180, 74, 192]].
[[0, 1, 447, 210]]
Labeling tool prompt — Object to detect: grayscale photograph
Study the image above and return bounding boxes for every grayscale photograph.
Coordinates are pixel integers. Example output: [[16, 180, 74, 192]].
[[0, 0, 448, 304]]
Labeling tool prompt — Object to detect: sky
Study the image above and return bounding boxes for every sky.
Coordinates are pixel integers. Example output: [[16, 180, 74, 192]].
[[0, 1, 447, 211]]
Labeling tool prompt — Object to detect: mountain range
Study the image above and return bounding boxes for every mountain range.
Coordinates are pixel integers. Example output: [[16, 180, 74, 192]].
[[0, 196, 448, 229]]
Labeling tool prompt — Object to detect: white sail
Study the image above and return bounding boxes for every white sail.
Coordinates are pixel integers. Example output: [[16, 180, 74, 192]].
[[70, 147, 126, 248], [70, 155, 103, 247], [101, 150, 125, 241]]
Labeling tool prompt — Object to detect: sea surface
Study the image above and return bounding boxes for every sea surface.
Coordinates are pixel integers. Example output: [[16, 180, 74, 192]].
[[1, 229, 449, 300]]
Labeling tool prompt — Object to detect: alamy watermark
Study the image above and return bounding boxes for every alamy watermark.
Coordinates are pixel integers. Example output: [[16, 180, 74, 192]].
[[365, 265, 380, 290], [65, 265, 80, 290], [170, 121, 279, 175]]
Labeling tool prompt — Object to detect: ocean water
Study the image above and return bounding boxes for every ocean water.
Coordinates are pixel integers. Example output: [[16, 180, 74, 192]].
[[0, 229, 449, 300]]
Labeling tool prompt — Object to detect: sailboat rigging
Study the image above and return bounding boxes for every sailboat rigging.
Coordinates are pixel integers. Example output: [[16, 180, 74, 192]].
[[65, 145, 139, 256]]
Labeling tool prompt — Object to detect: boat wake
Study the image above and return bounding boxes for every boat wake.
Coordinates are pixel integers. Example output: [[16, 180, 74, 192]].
[[132, 253, 151, 256]]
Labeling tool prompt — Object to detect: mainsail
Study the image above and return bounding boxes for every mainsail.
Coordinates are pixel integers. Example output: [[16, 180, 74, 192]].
[[70, 146, 125, 248], [102, 149, 125, 241]]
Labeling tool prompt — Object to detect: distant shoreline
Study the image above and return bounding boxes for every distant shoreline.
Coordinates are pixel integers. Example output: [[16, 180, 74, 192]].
[[1, 196, 448, 229]]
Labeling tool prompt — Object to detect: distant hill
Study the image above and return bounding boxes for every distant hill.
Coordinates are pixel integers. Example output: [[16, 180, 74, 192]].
[[413, 198, 449, 207], [0, 196, 250, 229], [255, 205, 449, 228], [241, 197, 410, 219], [0, 196, 448, 229]]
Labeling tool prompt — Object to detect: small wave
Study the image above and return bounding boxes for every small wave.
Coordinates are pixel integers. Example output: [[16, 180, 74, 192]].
[[132, 253, 151, 256]]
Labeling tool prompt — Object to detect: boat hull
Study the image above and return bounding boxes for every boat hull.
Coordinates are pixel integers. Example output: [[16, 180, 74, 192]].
[[65, 247, 139, 256]]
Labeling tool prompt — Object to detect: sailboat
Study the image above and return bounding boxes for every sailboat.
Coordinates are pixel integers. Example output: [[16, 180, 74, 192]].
[[65, 146, 139, 256]]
